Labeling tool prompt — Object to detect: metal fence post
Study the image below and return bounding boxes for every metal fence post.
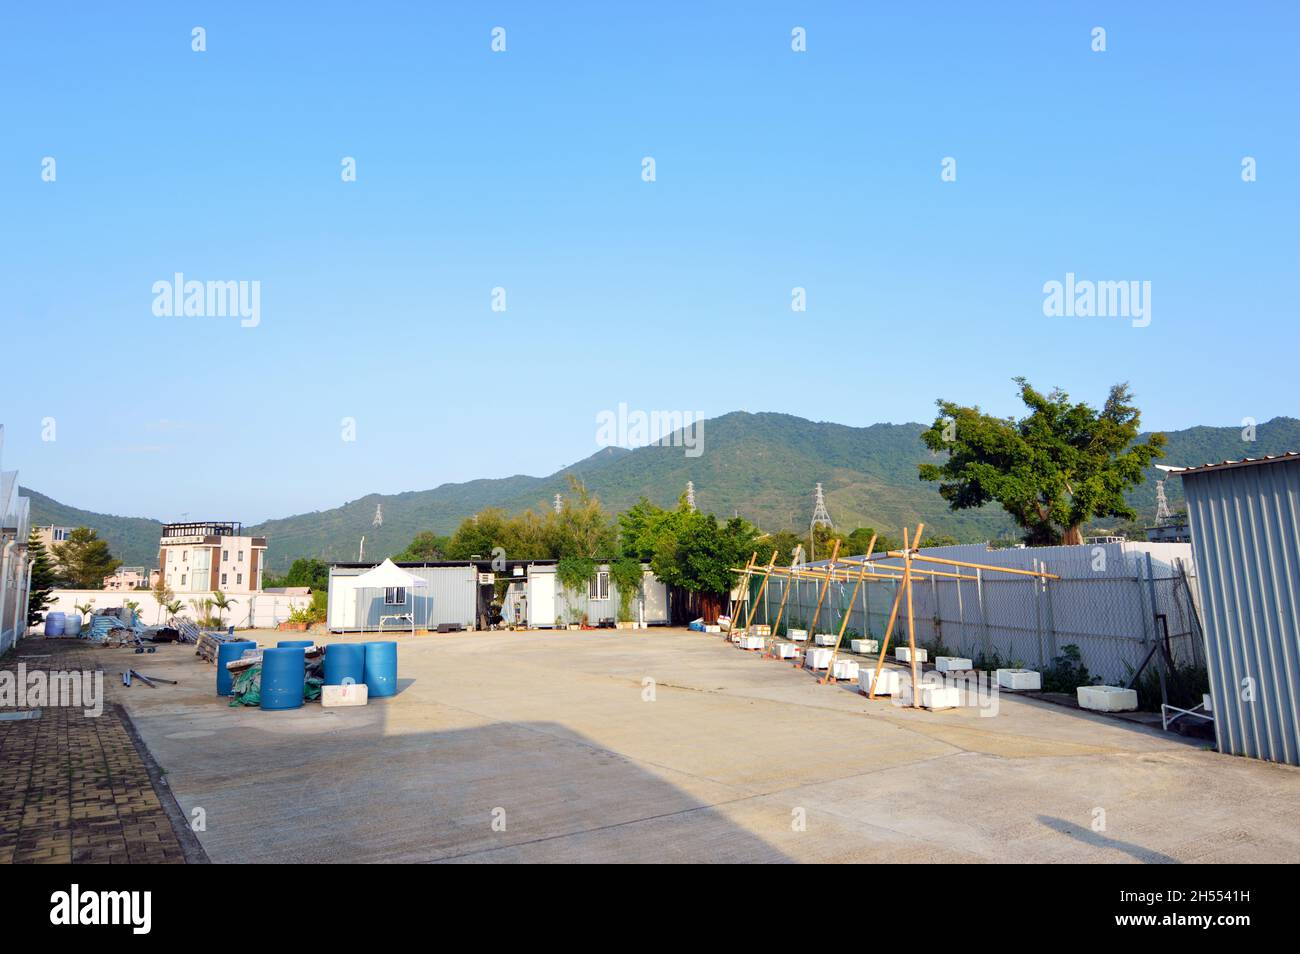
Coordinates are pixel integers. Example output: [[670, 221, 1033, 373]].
[[1033, 558, 1045, 669], [977, 568, 990, 661], [1041, 560, 1057, 663]]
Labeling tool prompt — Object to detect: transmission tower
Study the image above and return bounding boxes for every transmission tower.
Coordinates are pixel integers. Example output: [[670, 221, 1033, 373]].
[[685, 480, 697, 512], [809, 483, 834, 561], [1154, 480, 1171, 525], [372, 504, 383, 527]]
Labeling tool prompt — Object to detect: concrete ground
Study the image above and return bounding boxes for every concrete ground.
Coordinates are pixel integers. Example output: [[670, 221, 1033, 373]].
[[93, 627, 1300, 863]]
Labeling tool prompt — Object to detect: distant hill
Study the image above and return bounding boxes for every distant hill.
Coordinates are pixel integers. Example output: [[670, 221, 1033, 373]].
[[25, 413, 1300, 572]]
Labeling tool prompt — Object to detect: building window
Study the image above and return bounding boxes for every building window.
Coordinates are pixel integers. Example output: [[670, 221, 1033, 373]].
[[384, 587, 406, 605], [53, 528, 70, 542], [221, 573, 227, 586], [238, 551, 244, 561], [223, 549, 228, 561], [589, 571, 610, 601], [182, 551, 188, 562], [181, 574, 187, 586], [236, 573, 243, 585]]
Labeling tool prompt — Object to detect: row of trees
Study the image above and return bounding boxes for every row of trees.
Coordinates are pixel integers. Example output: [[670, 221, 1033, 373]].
[[25, 527, 124, 624]]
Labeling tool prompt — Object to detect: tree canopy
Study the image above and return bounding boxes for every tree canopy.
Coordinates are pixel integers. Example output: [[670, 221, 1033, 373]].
[[918, 378, 1166, 545], [51, 527, 121, 588], [26, 528, 58, 624]]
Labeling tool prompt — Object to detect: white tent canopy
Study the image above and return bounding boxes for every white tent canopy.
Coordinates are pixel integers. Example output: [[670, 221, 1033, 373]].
[[351, 559, 427, 634]]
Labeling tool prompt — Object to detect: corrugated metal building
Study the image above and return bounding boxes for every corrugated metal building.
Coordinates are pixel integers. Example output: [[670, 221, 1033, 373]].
[[328, 559, 668, 633], [1175, 453, 1300, 766]]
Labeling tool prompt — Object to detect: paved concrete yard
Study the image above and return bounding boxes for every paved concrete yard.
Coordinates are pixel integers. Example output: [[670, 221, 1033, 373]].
[[104, 627, 1300, 863]]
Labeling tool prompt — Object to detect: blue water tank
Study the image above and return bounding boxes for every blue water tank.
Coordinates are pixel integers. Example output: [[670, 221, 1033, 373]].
[[44, 612, 66, 637], [260, 647, 306, 710], [324, 643, 365, 686], [278, 639, 314, 649], [63, 614, 82, 636], [215, 640, 259, 696], [364, 641, 398, 698]]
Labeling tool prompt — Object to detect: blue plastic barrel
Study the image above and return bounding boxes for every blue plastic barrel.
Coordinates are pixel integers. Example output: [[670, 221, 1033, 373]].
[[260, 647, 306, 711], [363, 641, 398, 698], [44, 612, 66, 637], [278, 639, 313, 649], [324, 643, 365, 686], [216, 640, 259, 696], [63, 614, 82, 636]]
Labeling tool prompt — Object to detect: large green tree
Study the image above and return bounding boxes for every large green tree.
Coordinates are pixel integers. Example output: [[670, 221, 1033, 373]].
[[919, 379, 1166, 545], [25, 528, 58, 624], [51, 527, 121, 589], [393, 532, 451, 563]]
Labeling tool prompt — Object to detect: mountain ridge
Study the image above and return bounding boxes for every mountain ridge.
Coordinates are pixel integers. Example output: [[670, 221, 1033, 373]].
[[23, 412, 1300, 572]]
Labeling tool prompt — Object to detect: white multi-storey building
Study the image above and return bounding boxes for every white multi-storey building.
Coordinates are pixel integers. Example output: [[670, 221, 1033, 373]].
[[159, 521, 267, 595]]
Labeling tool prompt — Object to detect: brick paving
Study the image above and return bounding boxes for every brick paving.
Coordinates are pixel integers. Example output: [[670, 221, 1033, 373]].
[[0, 638, 196, 863]]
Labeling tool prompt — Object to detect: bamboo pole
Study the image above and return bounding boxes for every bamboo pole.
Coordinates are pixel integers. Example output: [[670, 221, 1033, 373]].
[[867, 577, 907, 700], [885, 551, 1060, 580], [763, 546, 802, 658], [741, 550, 779, 639], [904, 526, 920, 708], [728, 552, 756, 636], [820, 534, 875, 683], [797, 539, 841, 667]]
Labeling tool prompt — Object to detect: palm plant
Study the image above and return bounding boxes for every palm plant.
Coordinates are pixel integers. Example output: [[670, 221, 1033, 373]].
[[74, 599, 95, 622], [211, 590, 238, 628]]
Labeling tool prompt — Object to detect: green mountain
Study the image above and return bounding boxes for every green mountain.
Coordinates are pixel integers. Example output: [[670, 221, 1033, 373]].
[[24, 413, 1300, 572]]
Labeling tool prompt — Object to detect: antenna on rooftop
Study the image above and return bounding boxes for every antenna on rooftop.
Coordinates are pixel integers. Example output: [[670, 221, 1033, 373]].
[[685, 481, 696, 512], [372, 504, 383, 527]]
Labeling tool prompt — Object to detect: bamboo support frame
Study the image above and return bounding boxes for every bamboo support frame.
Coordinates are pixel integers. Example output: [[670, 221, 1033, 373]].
[[819, 534, 876, 683], [762, 546, 802, 658], [795, 539, 841, 666], [740, 550, 779, 638]]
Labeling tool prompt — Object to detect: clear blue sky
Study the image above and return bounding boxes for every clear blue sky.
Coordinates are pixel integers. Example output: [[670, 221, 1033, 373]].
[[3, 2, 1296, 523]]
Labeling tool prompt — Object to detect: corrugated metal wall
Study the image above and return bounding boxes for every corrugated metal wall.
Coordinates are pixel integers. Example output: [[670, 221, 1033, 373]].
[[1182, 458, 1300, 766], [328, 565, 478, 631]]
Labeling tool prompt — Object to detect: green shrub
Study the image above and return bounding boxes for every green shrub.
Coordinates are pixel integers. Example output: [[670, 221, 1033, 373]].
[[1041, 644, 1096, 693]]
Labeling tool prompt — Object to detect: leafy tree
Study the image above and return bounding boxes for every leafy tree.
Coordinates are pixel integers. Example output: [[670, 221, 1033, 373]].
[[394, 532, 451, 563], [609, 556, 645, 622], [52, 527, 121, 588], [758, 530, 804, 566], [152, 576, 175, 623], [25, 528, 58, 625], [211, 590, 238, 627], [649, 507, 760, 598], [919, 379, 1166, 545]]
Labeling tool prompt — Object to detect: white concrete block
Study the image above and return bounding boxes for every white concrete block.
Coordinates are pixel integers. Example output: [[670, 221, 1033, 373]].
[[805, 647, 833, 669], [776, 642, 798, 659], [739, 634, 765, 651], [935, 656, 972, 673], [321, 684, 368, 707], [996, 668, 1041, 691], [752, 624, 771, 637], [904, 685, 961, 710], [895, 646, 927, 663], [1077, 685, 1138, 712], [704, 624, 720, 633], [859, 669, 901, 696], [814, 632, 837, 646], [786, 629, 808, 642], [850, 639, 879, 654], [832, 659, 859, 681]]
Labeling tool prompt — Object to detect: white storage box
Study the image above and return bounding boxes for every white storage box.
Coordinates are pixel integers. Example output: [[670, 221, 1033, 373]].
[[996, 668, 1041, 691], [850, 638, 879, 654], [752, 624, 771, 637], [776, 642, 798, 659], [739, 634, 765, 651], [859, 669, 901, 696], [787, 629, 808, 642], [322, 684, 369, 707], [902, 684, 961, 710], [704, 624, 721, 633], [832, 659, 859, 681], [1077, 685, 1138, 712], [814, 632, 838, 646], [895, 646, 928, 663], [935, 656, 972, 673], [805, 647, 833, 670]]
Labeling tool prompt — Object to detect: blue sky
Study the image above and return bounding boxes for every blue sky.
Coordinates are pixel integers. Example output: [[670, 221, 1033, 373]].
[[2, 2, 1296, 522]]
